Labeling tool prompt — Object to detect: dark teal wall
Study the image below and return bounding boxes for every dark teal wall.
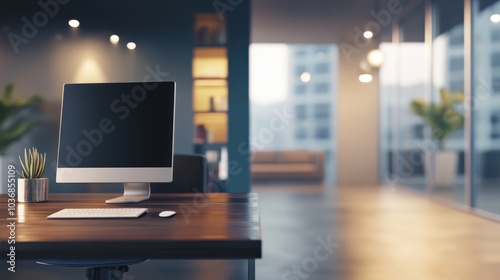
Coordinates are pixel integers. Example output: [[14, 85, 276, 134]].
[[0, 0, 250, 193]]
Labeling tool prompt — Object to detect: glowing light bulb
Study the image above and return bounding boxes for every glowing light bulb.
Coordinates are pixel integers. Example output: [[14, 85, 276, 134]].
[[110, 35, 120, 44], [367, 49, 384, 67], [363, 31, 373, 39], [126, 42, 136, 50], [491, 14, 500, 23], [300, 72, 311, 83], [359, 74, 373, 83], [68, 19, 80, 28]]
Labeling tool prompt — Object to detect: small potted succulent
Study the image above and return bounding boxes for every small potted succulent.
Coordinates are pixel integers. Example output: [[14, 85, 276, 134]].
[[17, 147, 48, 202]]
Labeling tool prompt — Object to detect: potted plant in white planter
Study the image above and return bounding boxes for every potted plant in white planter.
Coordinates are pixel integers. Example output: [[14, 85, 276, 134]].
[[411, 88, 464, 188], [17, 147, 49, 202]]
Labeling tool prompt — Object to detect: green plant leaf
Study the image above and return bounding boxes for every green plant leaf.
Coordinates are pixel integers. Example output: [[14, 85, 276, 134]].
[[0, 120, 41, 155], [0, 84, 42, 154], [17, 147, 46, 179]]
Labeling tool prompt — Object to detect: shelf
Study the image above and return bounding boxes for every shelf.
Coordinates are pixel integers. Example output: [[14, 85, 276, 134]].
[[194, 113, 227, 143], [193, 80, 227, 112], [192, 13, 228, 151], [193, 47, 228, 79], [195, 13, 226, 45], [195, 44, 226, 48], [194, 110, 228, 114]]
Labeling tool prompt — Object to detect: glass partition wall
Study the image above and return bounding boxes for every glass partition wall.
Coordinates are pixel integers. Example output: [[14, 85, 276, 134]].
[[381, 0, 500, 218], [397, 2, 428, 193], [430, 0, 466, 203], [475, 0, 500, 214]]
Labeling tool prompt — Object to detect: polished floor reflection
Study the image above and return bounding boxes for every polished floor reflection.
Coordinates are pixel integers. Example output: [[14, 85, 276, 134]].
[[4, 184, 500, 279]]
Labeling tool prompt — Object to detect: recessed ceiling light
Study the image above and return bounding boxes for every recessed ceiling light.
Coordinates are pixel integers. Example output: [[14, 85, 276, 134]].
[[110, 35, 120, 44], [126, 42, 136, 50], [300, 72, 311, 83], [363, 31, 374, 39], [68, 19, 80, 28], [491, 14, 500, 23], [359, 73, 373, 83]]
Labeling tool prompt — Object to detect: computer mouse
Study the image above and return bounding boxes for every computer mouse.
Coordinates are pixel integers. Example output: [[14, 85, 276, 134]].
[[159, 211, 176, 218]]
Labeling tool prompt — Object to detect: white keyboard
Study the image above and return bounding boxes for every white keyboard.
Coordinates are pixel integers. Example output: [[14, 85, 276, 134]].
[[47, 208, 148, 219]]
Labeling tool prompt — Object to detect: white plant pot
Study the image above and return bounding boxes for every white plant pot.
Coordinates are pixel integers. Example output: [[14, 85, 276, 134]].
[[18, 178, 49, 202], [425, 150, 458, 188]]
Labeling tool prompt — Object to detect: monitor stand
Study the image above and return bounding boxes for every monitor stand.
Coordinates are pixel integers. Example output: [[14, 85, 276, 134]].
[[105, 183, 151, 204]]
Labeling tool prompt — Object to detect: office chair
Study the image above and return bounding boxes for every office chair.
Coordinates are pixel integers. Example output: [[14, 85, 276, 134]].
[[37, 154, 209, 280]]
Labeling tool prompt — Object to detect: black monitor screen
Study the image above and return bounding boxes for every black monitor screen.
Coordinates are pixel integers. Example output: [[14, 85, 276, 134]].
[[58, 82, 175, 168]]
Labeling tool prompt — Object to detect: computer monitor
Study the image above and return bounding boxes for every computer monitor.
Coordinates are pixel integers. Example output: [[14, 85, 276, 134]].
[[56, 81, 176, 203]]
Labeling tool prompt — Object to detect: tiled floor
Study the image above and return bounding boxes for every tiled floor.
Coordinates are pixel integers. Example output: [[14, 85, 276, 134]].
[[3, 183, 500, 279]]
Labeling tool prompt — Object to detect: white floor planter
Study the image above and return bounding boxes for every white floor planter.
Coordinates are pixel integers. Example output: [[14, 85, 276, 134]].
[[425, 150, 458, 188]]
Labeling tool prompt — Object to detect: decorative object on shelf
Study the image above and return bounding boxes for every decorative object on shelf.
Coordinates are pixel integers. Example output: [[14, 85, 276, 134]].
[[209, 96, 215, 112], [195, 124, 207, 143], [17, 147, 48, 202], [411, 88, 464, 188]]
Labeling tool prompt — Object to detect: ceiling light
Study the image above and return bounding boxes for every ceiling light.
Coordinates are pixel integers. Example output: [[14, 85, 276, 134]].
[[363, 31, 374, 39], [367, 49, 384, 67], [126, 42, 136, 50], [359, 74, 373, 83], [491, 14, 500, 23], [68, 19, 80, 28], [110, 35, 120, 44], [300, 72, 311, 83]]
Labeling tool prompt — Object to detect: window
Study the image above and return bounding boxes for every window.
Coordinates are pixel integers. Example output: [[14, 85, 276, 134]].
[[449, 30, 463, 46], [315, 63, 329, 74], [315, 46, 329, 55], [314, 83, 329, 93], [315, 126, 330, 139], [295, 128, 307, 139], [491, 28, 500, 42], [491, 52, 500, 68], [493, 76, 500, 93], [449, 57, 463, 71], [491, 113, 500, 139], [295, 85, 306, 94], [314, 104, 330, 119], [296, 65, 307, 75], [295, 105, 306, 120], [296, 49, 307, 56], [449, 80, 463, 92]]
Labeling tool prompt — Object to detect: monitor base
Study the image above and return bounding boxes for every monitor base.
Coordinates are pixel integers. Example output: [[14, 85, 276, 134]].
[[105, 183, 151, 204]]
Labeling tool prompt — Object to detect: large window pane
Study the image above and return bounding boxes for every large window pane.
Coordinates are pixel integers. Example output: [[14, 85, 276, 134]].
[[250, 44, 338, 183], [431, 0, 465, 203], [397, 1, 428, 193], [475, 0, 500, 214]]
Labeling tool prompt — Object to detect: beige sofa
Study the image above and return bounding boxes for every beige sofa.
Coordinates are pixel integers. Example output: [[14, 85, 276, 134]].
[[251, 150, 325, 181]]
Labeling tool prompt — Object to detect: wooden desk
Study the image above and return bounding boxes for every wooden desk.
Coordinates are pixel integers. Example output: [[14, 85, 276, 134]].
[[0, 193, 261, 279]]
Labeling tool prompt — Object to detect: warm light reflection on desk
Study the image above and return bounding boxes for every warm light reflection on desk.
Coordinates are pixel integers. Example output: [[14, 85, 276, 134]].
[[17, 203, 25, 223]]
